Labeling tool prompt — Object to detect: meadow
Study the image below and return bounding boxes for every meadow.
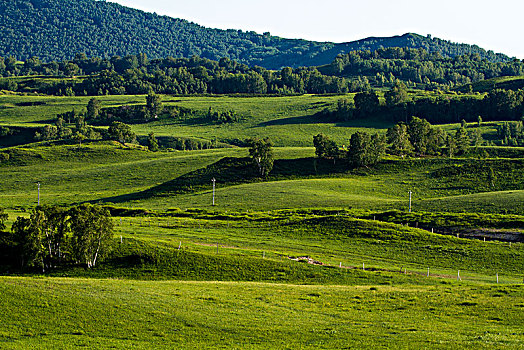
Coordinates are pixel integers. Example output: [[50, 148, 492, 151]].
[[0, 92, 523, 348]]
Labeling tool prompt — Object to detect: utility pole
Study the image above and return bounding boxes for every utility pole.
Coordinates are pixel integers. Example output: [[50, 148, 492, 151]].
[[408, 190, 412, 213], [211, 178, 216, 206], [37, 182, 40, 206]]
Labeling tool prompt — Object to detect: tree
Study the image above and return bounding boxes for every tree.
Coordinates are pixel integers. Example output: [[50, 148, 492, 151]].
[[86, 98, 101, 119], [347, 131, 385, 167], [147, 132, 159, 152], [387, 123, 413, 156], [108, 121, 136, 144], [408, 116, 432, 155], [445, 134, 457, 158], [313, 133, 339, 161], [146, 91, 163, 117], [68, 204, 114, 268], [8, 206, 70, 271], [385, 81, 409, 106], [354, 90, 380, 115], [0, 207, 7, 231], [247, 137, 274, 177], [454, 126, 470, 154]]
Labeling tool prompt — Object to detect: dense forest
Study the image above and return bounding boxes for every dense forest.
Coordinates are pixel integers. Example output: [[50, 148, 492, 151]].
[[319, 48, 524, 89], [323, 85, 524, 125], [0, 0, 515, 69], [2, 50, 524, 95]]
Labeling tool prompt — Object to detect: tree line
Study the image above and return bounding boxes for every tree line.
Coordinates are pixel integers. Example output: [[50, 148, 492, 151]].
[[321, 83, 524, 125], [320, 47, 524, 90], [0, 204, 113, 271], [2, 47, 523, 96]]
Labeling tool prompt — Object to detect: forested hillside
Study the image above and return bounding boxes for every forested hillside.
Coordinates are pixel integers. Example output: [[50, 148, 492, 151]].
[[0, 0, 514, 68]]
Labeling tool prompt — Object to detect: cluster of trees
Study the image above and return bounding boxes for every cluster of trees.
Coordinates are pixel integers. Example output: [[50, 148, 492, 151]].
[[205, 108, 241, 124], [497, 121, 524, 146], [2, 55, 358, 96], [322, 86, 524, 125], [313, 132, 385, 167], [0, 204, 113, 271], [321, 47, 524, 89], [314, 117, 479, 167], [246, 137, 274, 177]]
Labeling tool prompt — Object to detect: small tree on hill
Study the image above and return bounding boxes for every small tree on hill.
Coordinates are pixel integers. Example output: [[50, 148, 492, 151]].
[[147, 132, 159, 152], [387, 123, 412, 156], [454, 126, 470, 154], [108, 121, 136, 144], [385, 81, 409, 106], [347, 131, 386, 167], [313, 133, 339, 162], [146, 91, 163, 117], [247, 137, 274, 177], [68, 204, 113, 268], [86, 98, 101, 120]]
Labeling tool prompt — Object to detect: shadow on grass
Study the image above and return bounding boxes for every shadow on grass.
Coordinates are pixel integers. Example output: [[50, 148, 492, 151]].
[[95, 156, 350, 205]]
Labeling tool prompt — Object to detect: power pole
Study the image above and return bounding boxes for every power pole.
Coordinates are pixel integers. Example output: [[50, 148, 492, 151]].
[[37, 182, 40, 206], [408, 190, 412, 213], [211, 178, 216, 206]]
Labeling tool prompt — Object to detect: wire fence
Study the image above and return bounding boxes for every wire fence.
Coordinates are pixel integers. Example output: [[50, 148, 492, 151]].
[[114, 216, 524, 285]]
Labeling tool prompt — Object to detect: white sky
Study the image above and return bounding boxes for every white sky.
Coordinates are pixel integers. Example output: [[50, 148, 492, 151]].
[[110, 0, 524, 59]]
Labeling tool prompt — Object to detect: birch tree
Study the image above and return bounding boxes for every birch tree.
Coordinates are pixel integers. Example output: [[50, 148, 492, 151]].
[[68, 204, 113, 268]]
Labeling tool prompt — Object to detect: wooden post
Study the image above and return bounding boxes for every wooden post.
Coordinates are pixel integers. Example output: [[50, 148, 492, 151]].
[[457, 270, 461, 281], [496, 273, 499, 284], [216, 242, 219, 254], [427, 267, 429, 277]]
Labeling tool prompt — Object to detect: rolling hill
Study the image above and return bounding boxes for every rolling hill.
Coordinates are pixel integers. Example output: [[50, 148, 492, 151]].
[[0, 0, 513, 68]]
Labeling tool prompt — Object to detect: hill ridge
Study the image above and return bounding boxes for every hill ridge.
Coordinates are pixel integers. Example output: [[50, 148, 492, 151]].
[[0, 0, 513, 68]]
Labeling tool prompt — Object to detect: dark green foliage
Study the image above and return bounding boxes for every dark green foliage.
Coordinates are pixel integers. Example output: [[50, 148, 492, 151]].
[[107, 121, 136, 144], [86, 98, 101, 120], [321, 47, 523, 90], [408, 117, 443, 155], [385, 81, 410, 106], [386, 123, 413, 156], [146, 92, 162, 117], [0, 126, 11, 137], [0, 0, 512, 70], [454, 126, 470, 154], [354, 90, 380, 116], [0, 207, 7, 231], [69, 204, 114, 268], [347, 131, 386, 167], [147, 132, 159, 152], [247, 137, 274, 177], [497, 121, 524, 146], [8, 206, 68, 271], [313, 133, 339, 160]]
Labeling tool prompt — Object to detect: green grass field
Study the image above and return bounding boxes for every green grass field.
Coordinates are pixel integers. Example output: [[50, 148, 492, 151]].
[[1, 92, 523, 348], [2, 277, 523, 349]]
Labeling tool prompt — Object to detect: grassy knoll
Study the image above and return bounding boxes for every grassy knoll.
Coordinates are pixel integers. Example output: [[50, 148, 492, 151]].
[[1, 142, 522, 214], [1, 277, 523, 349], [106, 214, 524, 282], [119, 156, 524, 214]]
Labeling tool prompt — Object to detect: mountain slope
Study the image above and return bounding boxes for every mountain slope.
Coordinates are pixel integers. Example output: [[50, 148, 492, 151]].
[[0, 0, 513, 68]]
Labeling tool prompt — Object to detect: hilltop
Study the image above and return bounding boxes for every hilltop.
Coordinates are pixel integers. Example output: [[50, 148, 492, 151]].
[[0, 0, 513, 68]]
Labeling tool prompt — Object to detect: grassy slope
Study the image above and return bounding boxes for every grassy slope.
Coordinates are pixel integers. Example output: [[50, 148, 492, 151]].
[[1, 92, 523, 348], [1, 277, 523, 349], [1, 143, 522, 214]]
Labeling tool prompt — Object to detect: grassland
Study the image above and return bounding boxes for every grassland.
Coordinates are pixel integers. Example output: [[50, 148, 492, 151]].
[[2, 277, 523, 349], [1, 91, 523, 348]]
